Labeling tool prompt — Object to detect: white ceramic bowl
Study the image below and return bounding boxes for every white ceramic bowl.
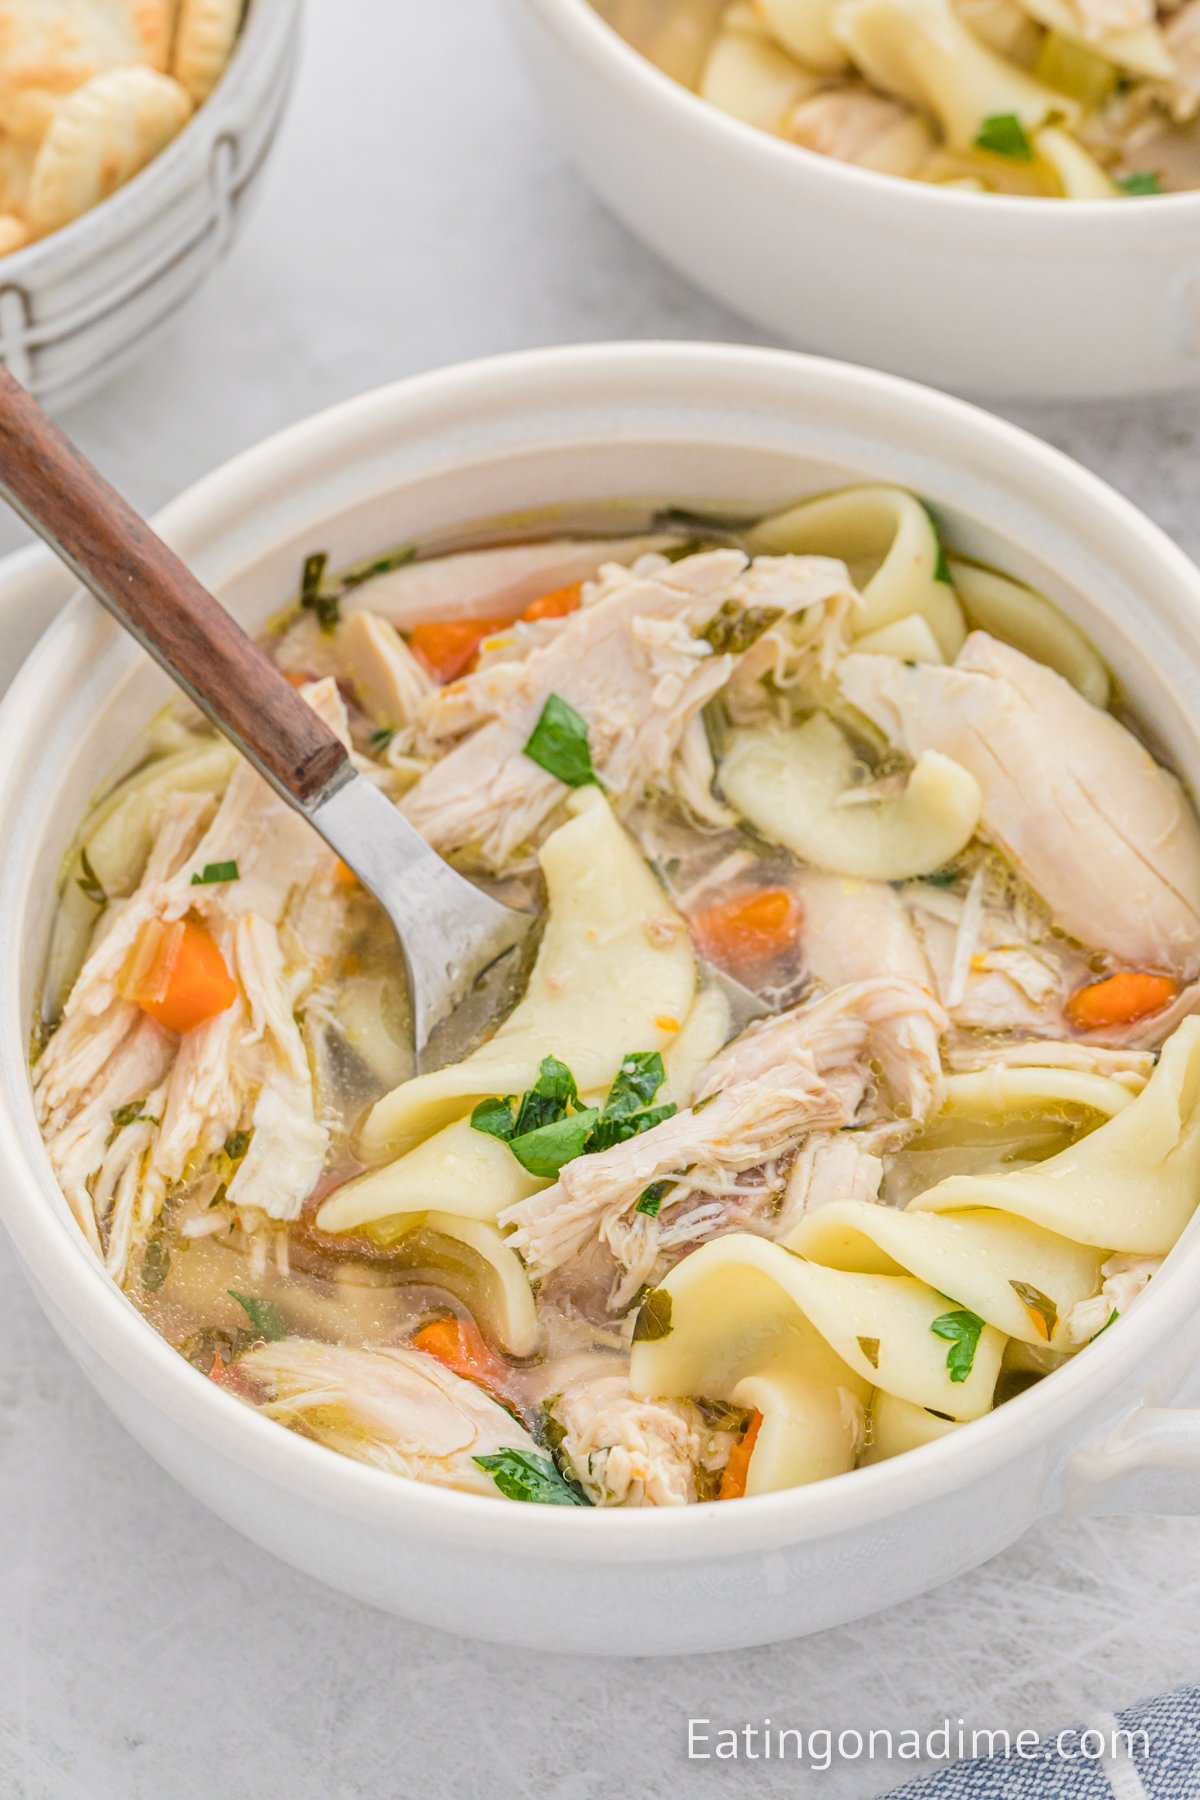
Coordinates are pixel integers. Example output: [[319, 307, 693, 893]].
[[2, 342, 1200, 1655], [509, 0, 1200, 401], [0, 0, 299, 411]]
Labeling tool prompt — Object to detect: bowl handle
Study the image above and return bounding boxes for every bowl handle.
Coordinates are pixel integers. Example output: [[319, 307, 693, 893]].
[[0, 543, 76, 699], [1069, 1405, 1200, 1515]]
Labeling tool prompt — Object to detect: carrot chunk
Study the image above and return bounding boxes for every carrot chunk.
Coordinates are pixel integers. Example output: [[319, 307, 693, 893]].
[[1065, 971, 1179, 1031], [719, 1410, 763, 1501], [412, 1316, 515, 1402], [690, 888, 800, 971], [521, 581, 583, 623], [132, 918, 238, 1035], [407, 617, 510, 683]]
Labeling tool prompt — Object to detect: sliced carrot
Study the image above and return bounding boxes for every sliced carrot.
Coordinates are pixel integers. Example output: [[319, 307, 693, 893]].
[[690, 887, 800, 972], [521, 581, 583, 623], [132, 917, 238, 1035], [412, 1316, 515, 1402], [719, 1409, 763, 1501], [407, 616, 510, 684], [333, 858, 358, 887], [284, 669, 313, 689], [1065, 970, 1179, 1032]]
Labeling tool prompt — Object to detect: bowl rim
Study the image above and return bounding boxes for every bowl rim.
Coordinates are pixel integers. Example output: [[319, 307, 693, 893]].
[[3, 338, 1200, 1560], [518, 0, 1200, 222], [0, 0, 293, 279]]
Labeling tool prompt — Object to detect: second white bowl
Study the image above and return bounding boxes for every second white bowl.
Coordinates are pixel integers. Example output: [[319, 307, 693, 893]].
[[510, 0, 1200, 401]]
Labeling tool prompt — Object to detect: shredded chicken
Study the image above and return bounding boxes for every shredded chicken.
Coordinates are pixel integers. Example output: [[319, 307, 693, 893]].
[[840, 634, 1200, 974], [699, 977, 948, 1122], [401, 551, 855, 870], [235, 1340, 537, 1494], [35, 681, 350, 1282], [550, 1373, 735, 1506], [1060, 1252, 1163, 1346], [336, 610, 434, 737], [503, 1058, 851, 1282]]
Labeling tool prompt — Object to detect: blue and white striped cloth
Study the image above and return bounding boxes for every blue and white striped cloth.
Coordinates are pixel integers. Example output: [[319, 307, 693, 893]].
[[885, 1687, 1200, 1798]]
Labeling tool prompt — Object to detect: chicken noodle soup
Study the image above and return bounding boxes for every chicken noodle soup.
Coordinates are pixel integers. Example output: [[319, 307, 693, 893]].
[[33, 490, 1200, 1506], [595, 0, 1200, 196]]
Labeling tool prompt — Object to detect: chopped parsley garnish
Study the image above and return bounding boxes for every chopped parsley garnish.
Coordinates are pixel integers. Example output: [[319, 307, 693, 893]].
[[369, 727, 395, 752], [1009, 1280, 1058, 1343], [1118, 171, 1161, 196], [522, 693, 597, 789], [298, 550, 341, 633], [632, 1287, 673, 1342], [76, 847, 107, 910], [857, 1335, 881, 1370], [700, 601, 784, 656], [335, 542, 417, 593], [141, 1236, 170, 1292], [919, 500, 953, 583], [191, 860, 239, 886], [111, 1101, 148, 1131], [296, 542, 418, 634], [227, 1290, 286, 1342], [1090, 1308, 1119, 1343], [930, 1307, 985, 1383], [223, 1129, 251, 1163], [471, 1051, 675, 1179], [635, 1181, 671, 1218], [473, 1448, 591, 1505], [924, 866, 961, 888], [975, 112, 1034, 162]]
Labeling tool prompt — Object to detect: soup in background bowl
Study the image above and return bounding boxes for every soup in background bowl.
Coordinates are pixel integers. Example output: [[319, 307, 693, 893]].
[[3, 345, 1200, 1650]]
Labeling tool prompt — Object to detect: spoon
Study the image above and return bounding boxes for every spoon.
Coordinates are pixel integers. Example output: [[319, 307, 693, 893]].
[[0, 370, 767, 1067], [0, 368, 535, 1066]]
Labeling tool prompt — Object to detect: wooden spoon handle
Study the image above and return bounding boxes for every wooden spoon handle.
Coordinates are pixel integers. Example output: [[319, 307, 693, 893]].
[[0, 366, 348, 806]]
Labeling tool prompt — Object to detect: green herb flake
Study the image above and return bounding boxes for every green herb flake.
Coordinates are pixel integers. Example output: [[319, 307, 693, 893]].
[[471, 1050, 672, 1176], [522, 693, 597, 788], [1118, 170, 1162, 196], [975, 112, 1034, 162], [857, 1335, 881, 1370], [470, 1094, 520, 1141], [924, 866, 961, 889], [369, 727, 396, 752], [227, 1290, 286, 1342], [298, 550, 341, 634], [111, 1101, 148, 1131], [336, 542, 417, 593], [76, 847, 107, 910], [473, 1447, 591, 1505], [919, 500, 953, 583], [700, 601, 784, 656], [1090, 1308, 1119, 1343], [635, 1181, 671, 1218], [930, 1307, 985, 1383], [1009, 1280, 1058, 1343], [513, 1054, 579, 1136], [223, 1129, 251, 1164], [508, 1108, 600, 1178], [141, 1237, 170, 1293], [190, 860, 240, 886], [632, 1287, 673, 1343]]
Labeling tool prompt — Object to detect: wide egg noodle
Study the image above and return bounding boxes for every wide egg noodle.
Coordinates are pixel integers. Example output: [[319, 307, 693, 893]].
[[786, 1197, 1104, 1347], [862, 1390, 964, 1465], [718, 711, 981, 881], [912, 1019, 1200, 1255], [745, 485, 967, 657], [629, 1234, 1005, 1493], [354, 788, 697, 1162]]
